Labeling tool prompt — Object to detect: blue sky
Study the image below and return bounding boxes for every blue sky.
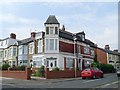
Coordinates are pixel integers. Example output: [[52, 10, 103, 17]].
[[0, 1, 118, 50]]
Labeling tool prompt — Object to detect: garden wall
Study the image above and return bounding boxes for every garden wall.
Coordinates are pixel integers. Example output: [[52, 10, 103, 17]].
[[45, 68, 81, 79], [1, 67, 31, 80]]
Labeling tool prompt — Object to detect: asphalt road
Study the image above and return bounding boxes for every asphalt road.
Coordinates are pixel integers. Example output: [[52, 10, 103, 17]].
[[1, 73, 120, 89]]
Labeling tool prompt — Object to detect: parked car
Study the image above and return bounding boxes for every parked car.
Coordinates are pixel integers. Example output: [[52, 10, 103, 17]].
[[81, 67, 104, 79], [117, 69, 120, 77]]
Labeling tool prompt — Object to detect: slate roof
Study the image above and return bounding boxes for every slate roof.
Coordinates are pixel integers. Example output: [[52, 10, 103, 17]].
[[18, 37, 34, 45], [59, 29, 96, 47], [44, 15, 60, 24], [98, 47, 120, 56]]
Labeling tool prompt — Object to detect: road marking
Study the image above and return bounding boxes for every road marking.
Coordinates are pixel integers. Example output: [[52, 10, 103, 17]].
[[96, 80, 120, 88]]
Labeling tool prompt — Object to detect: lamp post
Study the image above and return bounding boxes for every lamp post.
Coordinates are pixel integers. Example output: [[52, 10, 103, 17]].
[[73, 35, 77, 78]]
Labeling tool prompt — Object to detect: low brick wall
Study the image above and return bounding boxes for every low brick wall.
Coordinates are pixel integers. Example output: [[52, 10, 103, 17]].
[[1, 67, 31, 80], [45, 68, 81, 79]]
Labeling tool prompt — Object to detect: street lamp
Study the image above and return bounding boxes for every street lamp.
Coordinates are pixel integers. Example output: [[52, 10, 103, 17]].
[[73, 35, 77, 78]]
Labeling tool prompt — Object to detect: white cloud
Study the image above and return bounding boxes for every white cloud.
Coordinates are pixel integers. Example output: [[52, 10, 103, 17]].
[[0, 14, 41, 25]]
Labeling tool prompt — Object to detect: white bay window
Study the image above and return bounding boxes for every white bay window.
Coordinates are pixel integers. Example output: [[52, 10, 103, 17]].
[[38, 40, 43, 53], [46, 39, 58, 51]]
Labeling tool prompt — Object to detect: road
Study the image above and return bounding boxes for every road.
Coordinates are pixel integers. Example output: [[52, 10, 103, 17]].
[[1, 73, 120, 89]]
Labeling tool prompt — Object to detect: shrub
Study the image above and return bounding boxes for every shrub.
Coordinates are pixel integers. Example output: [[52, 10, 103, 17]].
[[19, 65, 26, 71], [100, 64, 115, 73], [35, 66, 45, 77], [2, 63, 10, 70], [91, 62, 97, 67], [52, 67, 60, 71]]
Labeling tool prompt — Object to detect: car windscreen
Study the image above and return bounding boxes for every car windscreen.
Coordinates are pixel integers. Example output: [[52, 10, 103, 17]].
[[84, 68, 91, 70]]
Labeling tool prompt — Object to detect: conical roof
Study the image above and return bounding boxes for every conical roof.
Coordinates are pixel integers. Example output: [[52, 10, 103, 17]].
[[44, 15, 59, 24]]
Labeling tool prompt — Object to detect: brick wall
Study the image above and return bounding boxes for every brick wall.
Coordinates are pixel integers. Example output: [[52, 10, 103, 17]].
[[97, 48, 107, 64], [45, 68, 81, 79], [59, 41, 74, 53], [1, 67, 31, 80]]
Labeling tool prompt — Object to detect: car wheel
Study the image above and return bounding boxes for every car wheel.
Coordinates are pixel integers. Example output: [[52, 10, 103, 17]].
[[117, 74, 120, 77], [101, 75, 103, 78], [82, 77, 85, 79], [92, 75, 96, 79]]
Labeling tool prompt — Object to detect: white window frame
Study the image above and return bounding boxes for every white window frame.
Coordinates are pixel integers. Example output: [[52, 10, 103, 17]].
[[29, 42, 34, 54], [50, 27, 54, 35], [13, 47, 16, 56], [38, 40, 43, 53], [66, 58, 74, 68], [46, 39, 58, 51]]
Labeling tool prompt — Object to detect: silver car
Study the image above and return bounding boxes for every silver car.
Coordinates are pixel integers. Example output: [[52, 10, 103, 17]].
[[117, 70, 120, 77]]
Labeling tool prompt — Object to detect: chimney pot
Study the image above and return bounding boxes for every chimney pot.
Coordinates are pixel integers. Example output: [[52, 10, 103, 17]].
[[105, 45, 110, 50], [31, 32, 36, 38], [10, 33, 16, 39], [62, 25, 65, 31]]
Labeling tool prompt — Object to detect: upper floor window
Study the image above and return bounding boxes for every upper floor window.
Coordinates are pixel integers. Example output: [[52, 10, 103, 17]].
[[0, 50, 3, 58], [50, 39, 54, 50], [82, 35, 85, 41], [9, 48, 12, 56], [4, 50, 7, 58], [46, 27, 49, 34], [29, 42, 34, 54], [38, 40, 42, 53], [13, 48, 16, 56], [55, 27, 58, 34], [46, 39, 58, 51], [18, 46, 22, 55], [91, 50, 94, 56], [84, 47, 90, 54], [46, 26, 59, 35], [50, 27, 54, 35], [1, 41, 3, 46]]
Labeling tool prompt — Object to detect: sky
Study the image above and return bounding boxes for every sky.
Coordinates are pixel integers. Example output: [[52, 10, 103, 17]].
[[0, 0, 119, 50]]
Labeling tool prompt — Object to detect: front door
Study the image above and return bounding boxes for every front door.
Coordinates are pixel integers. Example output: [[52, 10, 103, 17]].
[[48, 60, 56, 70]]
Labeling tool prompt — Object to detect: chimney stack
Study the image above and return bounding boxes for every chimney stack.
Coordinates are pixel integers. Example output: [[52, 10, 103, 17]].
[[105, 45, 110, 50], [113, 49, 118, 52], [10, 33, 16, 39], [62, 25, 65, 31], [31, 32, 36, 38]]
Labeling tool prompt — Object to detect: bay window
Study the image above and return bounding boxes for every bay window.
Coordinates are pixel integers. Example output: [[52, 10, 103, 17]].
[[50, 39, 54, 50], [46, 39, 58, 51], [13, 48, 16, 56], [38, 40, 43, 53]]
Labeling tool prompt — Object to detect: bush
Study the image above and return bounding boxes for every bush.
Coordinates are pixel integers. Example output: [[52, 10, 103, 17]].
[[52, 67, 60, 71], [100, 64, 115, 73], [35, 66, 45, 77], [19, 65, 26, 71], [2, 63, 10, 70], [8, 65, 26, 71]]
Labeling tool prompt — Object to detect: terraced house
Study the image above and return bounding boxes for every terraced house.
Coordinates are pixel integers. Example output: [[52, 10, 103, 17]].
[[0, 33, 18, 66], [97, 45, 120, 70], [1, 15, 119, 71]]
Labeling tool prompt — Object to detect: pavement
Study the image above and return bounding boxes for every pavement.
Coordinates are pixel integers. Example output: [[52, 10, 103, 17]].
[[31, 73, 114, 83], [31, 76, 82, 83]]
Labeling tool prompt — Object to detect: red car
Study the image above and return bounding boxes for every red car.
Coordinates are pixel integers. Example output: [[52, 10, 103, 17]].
[[81, 67, 104, 79]]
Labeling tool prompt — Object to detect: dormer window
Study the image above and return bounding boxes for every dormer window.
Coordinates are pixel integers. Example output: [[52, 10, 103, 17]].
[[82, 35, 85, 41]]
